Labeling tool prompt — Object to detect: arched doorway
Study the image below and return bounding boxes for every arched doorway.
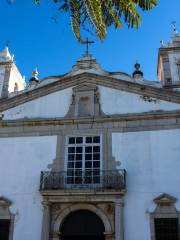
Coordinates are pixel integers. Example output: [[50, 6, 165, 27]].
[[60, 210, 105, 240]]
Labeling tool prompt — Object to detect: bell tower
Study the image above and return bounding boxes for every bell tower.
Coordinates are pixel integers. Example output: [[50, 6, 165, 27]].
[[157, 24, 180, 89], [0, 47, 26, 98]]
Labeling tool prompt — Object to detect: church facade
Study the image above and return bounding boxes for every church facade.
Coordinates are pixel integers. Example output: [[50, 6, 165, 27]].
[[0, 30, 180, 240]]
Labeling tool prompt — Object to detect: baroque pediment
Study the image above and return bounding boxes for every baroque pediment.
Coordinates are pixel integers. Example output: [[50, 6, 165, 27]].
[[0, 73, 180, 122], [154, 193, 176, 205], [0, 196, 12, 207]]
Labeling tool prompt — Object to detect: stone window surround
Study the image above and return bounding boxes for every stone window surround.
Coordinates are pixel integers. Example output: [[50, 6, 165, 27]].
[[0, 197, 14, 240], [150, 193, 180, 240], [51, 128, 119, 172]]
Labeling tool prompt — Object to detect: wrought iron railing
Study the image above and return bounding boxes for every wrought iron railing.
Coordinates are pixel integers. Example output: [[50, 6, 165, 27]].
[[40, 170, 126, 191]]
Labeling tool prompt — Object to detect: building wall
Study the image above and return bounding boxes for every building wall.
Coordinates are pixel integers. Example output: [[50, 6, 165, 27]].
[[3, 88, 72, 120], [99, 86, 180, 114], [112, 129, 180, 240], [0, 136, 57, 240], [2, 86, 180, 120]]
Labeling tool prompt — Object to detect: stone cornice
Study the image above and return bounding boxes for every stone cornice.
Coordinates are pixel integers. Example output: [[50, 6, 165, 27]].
[[0, 73, 180, 112], [0, 110, 180, 128]]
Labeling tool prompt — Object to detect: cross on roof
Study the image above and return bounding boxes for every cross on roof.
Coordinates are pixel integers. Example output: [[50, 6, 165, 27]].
[[81, 37, 95, 55], [171, 21, 178, 35]]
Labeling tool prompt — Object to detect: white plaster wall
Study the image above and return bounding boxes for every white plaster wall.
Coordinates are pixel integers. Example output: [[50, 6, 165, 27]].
[[100, 86, 180, 114], [3, 88, 72, 120], [112, 129, 180, 240], [0, 67, 5, 96], [8, 66, 26, 93], [0, 136, 57, 240]]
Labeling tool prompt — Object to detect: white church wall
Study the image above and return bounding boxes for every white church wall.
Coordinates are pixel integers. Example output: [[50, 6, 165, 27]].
[[0, 136, 57, 240], [3, 88, 72, 120], [99, 86, 180, 114], [112, 129, 180, 240]]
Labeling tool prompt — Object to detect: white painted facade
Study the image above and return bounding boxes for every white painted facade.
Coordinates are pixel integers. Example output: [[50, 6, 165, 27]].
[[0, 136, 57, 240], [0, 32, 180, 240], [112, 129, 180, 240]]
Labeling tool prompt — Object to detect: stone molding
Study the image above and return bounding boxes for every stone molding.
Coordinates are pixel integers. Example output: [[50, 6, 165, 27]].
[[53, 203, 112, 234], [0, 196, 14, 240], [66, 83, 104, 117], [150, 193, 180, 240], [0, 110, 180, 137], [0, 73, 180, 112]]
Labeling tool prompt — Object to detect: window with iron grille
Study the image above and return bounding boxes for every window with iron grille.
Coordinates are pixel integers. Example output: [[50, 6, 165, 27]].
[[154, 218, 179, 240], [66, 136, 101, 185], [0, 220, 10, 240]]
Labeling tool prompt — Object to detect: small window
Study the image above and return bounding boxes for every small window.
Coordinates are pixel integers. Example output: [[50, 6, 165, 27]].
[[14, 82, 18, 91], [154, 218, 179, 240], [0, 220, 10, 240]]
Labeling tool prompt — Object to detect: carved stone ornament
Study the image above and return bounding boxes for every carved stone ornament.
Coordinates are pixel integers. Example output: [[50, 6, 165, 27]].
[[0, 196, 12, 208], [153, 193, 177, 206], [66, 83, 105, 118]]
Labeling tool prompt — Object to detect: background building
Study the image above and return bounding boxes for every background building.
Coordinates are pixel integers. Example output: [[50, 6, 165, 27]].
[[0, 30, 180, 240]]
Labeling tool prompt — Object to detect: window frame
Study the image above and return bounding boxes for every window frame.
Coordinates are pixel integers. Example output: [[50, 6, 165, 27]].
[[64, 134, 103, 186]]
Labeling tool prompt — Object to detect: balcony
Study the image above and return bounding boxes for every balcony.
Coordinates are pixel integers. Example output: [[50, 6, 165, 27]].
[[40, 170, 126, 191]]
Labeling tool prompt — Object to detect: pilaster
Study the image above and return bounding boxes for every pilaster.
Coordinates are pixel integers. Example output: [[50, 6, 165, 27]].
[[41, 201, 50, 240], [115, 199, 124, 240]]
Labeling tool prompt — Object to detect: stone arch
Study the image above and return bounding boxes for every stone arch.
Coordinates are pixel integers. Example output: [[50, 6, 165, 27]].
[[54, 203, 112, 234]]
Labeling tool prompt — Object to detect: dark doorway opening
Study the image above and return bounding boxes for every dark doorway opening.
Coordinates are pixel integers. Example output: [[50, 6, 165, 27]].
[[61, 210, 105, 240], [0, 219, 10, 240]]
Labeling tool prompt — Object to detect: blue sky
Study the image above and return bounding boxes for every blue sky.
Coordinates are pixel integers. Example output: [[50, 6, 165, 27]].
[[0, 0, 180, 83]]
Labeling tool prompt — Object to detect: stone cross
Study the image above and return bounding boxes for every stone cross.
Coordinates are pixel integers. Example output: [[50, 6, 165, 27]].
[[81, 37, 95, 55]]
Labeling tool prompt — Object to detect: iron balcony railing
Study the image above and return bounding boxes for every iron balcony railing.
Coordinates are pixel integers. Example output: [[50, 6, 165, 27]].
[[40, 170, 126, 191]]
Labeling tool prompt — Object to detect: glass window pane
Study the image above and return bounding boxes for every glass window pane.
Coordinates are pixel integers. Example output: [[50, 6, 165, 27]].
[[68, 147, 75, 153], [93, 153, 100, 160], [75, 169, 82, 176], [68, 162, 74, 168], [76, 154, 82, 161], [68, 154, 75, 161], [75, 162, 82, 168], [85, 146, 92, 153], [76, 147, 83, 153], [93, 146, 100, 152], [85, 169, 92, 176], [85, 161, 92, 168], [93, 176, 100, 183], [93, 169, 100, 176], [85, 154, 92, 161], [93, 136, 100, 143], [67, 177, 74, 184], [76, 137, 83, 144], [93, 161, 100, 168], [68, 137, 75, 144], [67, 170, 74, 176], [86, 137, 92, 143]]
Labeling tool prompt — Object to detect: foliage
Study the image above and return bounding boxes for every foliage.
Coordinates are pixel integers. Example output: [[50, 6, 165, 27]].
[[34, 0, 158, 41]]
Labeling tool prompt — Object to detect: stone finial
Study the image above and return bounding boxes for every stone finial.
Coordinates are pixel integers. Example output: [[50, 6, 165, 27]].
[[171, 21, 179, 36], [0, 47, 13, 63], [29, 67, 39, 87], [33, 67, 38, 80], [132, 62, 143, 80]]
